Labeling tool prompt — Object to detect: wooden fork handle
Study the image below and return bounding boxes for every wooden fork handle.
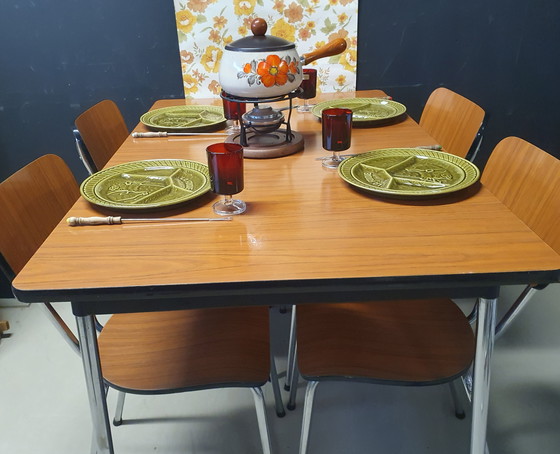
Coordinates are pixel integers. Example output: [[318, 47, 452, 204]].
[[67, 216, 122, 226]]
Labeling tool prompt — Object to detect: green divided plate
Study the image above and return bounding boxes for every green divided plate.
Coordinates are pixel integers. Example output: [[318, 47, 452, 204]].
[[80, 159, 211, 210], [140, 105, 226, 132], [311, 98, 407, 124], [338, 148, 480, 199]]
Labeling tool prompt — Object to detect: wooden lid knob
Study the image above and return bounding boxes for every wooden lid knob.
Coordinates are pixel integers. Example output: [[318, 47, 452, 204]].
[[251, 18, 267, 36]]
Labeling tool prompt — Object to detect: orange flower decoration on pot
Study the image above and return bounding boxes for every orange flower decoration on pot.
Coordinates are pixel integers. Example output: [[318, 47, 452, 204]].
[[257, 55, 289, 87]]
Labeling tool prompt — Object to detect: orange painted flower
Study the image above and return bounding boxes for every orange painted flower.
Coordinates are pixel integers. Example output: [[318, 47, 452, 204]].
[[243, 63, 253, 73], [257, 55, 289, 87]]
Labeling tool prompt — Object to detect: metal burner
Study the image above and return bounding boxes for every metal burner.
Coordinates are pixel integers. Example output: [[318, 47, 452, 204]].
[[221, 89, 305, 158], [242, 106, 285, 133]]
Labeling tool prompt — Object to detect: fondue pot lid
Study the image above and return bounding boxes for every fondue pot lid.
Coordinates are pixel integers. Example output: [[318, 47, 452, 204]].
[[225, 18, 295, 52]]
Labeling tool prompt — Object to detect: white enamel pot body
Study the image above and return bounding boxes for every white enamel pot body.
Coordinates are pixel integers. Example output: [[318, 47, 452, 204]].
[[219, 18, 347, 99], [220, 48, 302, 98]]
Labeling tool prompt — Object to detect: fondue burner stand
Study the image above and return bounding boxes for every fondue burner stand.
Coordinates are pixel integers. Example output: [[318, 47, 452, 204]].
[[222, 90, 305, 159]]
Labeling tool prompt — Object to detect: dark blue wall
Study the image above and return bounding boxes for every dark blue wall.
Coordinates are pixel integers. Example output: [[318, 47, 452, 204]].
[[0, 0, 183, 183], [1, 1, 559, 296], [357, 0, 560, 164]]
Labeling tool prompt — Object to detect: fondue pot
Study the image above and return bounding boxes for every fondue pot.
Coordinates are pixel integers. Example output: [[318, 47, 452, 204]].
[[219, 18, 347, 98]]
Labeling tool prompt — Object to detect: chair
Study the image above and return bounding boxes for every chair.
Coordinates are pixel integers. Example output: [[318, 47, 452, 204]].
[[281, 87, 487, 393], [288, 137, 560, 453], [419, 87, 485, 160], [74, 100, 129, 173], [466, 137, 560, 340], [0, 154, 284, 453]]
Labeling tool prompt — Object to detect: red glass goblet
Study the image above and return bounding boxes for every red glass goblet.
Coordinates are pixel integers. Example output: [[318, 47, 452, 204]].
[[297, 68, 317, 113], [222, 91, 247, 134], [206, 142, 246, 215], [321, 108, 353, 168]]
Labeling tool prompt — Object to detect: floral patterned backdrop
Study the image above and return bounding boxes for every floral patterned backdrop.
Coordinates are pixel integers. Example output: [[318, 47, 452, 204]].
[[173, 0, 358, 98]]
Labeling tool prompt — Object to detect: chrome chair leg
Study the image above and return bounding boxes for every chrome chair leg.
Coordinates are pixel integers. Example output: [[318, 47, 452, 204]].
[[287, 347, 299, 410], [470, 297, 496, 454], [251, 387, 273, 454], [299, 381, 319, 454], [467, 301, 478, 326], [41, 303, 80, 354], [495, 285, 538, 340], [270, 351, 286, 417], [285, 306, 297, 391], [113, 391, 126, 426], [448, 379, 466, 419], [467, 284, 541, 340], [76, 314, 114, 454]]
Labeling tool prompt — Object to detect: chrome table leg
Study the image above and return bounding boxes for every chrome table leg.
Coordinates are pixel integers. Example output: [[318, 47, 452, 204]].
[[299, 381, 319, 454], [76, 314, 114, 454], [251, 387, 272, 454], [285, 306, 297, 391], [470, 297, 497, 454]]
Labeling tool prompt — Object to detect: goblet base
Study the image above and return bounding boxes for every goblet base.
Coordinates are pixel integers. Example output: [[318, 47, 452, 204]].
[[297, 103, 315, 113], [224, 125, 241, 134], [213, 198, 246, 215], [321, 156, 344, 169]]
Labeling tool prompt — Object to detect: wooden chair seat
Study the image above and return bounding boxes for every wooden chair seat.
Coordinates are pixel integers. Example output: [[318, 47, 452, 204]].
[[297, 299, 474, 385], [99, 306, 271, 393]]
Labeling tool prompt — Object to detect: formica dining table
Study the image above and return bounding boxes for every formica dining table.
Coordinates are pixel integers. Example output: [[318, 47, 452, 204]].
[[12, 90, 560, 453]]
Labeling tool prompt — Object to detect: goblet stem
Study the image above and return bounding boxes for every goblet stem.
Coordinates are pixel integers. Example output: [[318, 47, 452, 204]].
[[297, 99, 314, 113], [225, 119, 241, 134]]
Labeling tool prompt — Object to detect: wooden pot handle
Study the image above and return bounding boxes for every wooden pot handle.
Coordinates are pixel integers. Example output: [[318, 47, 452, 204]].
[[301, 38, 347, 65]]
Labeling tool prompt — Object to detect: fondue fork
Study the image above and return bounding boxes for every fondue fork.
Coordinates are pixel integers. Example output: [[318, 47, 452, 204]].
[[67, 216, 232, 226], [132, 132, 230, 138]]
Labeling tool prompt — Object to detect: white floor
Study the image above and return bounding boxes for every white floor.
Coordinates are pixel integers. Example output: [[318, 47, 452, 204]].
[[1, 284, 560, 454]]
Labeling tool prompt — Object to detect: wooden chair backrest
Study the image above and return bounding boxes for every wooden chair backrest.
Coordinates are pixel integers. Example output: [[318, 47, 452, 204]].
[[0, 154, 79, 275], [75, 100, 128, 171], [482, 136, 560, 254], [419, 87, 485, 158]]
